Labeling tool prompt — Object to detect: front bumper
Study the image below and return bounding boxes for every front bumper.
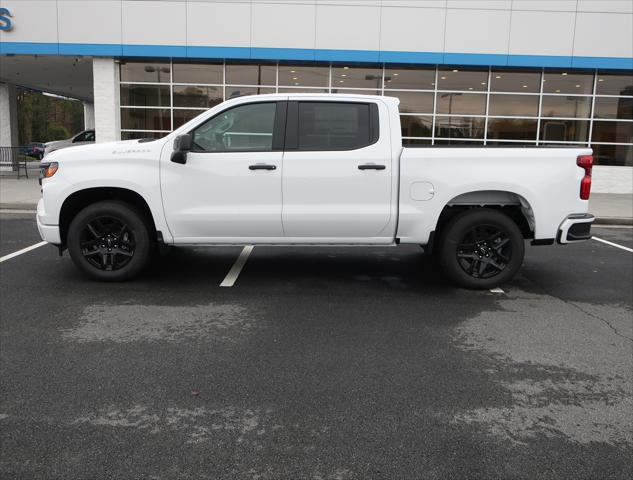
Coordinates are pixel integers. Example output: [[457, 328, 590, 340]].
[[557, 213, 594, 244], [36, 199, 61, 244]]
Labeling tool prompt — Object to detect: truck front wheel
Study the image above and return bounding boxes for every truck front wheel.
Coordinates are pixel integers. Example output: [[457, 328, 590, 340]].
[[439, 208, 524, 289], [66, 201, 152, 281]]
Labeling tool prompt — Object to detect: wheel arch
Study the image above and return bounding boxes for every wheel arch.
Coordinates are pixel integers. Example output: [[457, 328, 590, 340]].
[[430, 190, 535, 251], [59, 187, 157, 246]]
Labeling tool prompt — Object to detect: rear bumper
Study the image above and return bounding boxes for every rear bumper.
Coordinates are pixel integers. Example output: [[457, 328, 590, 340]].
[[36, 199, 61, 244], [557, 213, 594, 244]]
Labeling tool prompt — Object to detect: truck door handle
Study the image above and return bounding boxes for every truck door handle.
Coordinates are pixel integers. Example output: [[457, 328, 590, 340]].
[[358, 164, 386, 170], [249, 164, 277, 171]]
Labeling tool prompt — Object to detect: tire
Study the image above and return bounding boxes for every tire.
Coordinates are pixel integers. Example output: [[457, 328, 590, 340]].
[[67, 201, 153, 281], [439, 208, 524, 289]]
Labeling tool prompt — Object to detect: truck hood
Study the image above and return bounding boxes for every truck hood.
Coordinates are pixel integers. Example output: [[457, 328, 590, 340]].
[[41, 139, 163, 166]]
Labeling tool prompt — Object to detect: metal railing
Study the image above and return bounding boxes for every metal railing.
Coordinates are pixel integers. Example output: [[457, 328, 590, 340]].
[[0, 147, 29, 179]]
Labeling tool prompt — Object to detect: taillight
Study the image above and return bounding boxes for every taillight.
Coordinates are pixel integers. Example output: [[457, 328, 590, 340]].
[[577, 155, 592, 200]]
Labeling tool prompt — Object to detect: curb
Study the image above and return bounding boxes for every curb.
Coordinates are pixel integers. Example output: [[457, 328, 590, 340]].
[[1, 204, 632, 226], [593, 217, 633, 226]]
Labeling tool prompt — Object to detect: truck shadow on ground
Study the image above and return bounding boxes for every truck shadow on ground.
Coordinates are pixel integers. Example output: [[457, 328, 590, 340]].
[[144, 244, 457, 293]]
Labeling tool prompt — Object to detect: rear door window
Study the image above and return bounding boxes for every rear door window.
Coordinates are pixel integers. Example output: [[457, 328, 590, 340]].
[[293, 102, 378, 151]]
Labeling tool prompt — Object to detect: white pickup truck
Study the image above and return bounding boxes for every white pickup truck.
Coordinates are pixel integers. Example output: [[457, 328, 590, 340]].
[[37, 94, 594, 288]]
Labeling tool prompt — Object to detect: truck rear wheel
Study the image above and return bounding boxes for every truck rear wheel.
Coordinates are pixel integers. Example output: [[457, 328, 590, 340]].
[[67, 201, 152, 281], [439, 208, 524, 289]]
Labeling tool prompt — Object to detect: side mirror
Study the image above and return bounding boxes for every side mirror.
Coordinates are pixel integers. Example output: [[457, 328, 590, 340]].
[[171, 134, 192, 164]]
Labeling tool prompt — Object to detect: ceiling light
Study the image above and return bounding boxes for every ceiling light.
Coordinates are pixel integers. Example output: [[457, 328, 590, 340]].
[[290, 70, 296, 73], [440, 76, 446, 80], [343, 66, 349, 69], [339, 80, 344, 83], [452, 69, 458, 73], [522, 85, 527, 88], [575, 84, 581, 88], [292, 77, 298, 80], [341, 74, 347, 77], [393, 73, 399, 76], [562, 72, 568, 76], [294, 82, 299, 86], [598, 78, 604, 82], [468, 87, 473, 90], [555, 89, 561, 93], [431, 82, 435, 86], [495, 75, 501, 79], [481, 82, 487, 85]]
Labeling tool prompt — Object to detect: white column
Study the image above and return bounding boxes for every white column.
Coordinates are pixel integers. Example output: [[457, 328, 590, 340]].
[[93, 58, 120, 143], [83, 101, 95, 130], [0, 82, 18, 147]]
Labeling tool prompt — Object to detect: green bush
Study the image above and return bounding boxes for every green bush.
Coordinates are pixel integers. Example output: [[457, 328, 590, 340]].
[[46, 125, 70, 141]]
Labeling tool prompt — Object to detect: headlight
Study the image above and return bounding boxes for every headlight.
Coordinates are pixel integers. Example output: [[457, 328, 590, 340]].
[[42, 162, 59, 179]]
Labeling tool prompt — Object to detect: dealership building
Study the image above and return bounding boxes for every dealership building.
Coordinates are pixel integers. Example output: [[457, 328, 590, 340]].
[[0, 0, 632, 188]]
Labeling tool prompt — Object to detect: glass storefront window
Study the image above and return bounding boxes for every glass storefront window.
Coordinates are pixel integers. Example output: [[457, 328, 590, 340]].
[[173, 85, 222, 108], [487, 118, 538, 141], [487, 141, 537, 146], [121, 108, 171, 131], [226, 64, 276, 86], [120, 62, 171, 83], [121, 131, 168, 140], [593, 96, 633, 119], [400, 115, 433, 138], [118, 62, 633, 167], [595, 72, 633, 96], [173, 109, 206, 129], [331, 66, 383, 89], [436, 92, 486, 115], [435, 116, 485, 139], [592, 143, 632, 167], [384, 68, 435, 90], [278, 65, 329, 87], [120, 85, 170, 107], [384, 91, 434, 114], [403, 138, 432, 145], [541, 95, 592, 118], [330, 88, 381, 95], [225, 86, 276, 99], [488, 94, 539, 117], [540, 119, 590, 142], [542, 71, 593, 95], [592, 121, 633, 144], [491, 70, 540, 93], [435, 139, 485, 145], [172, 62, 223, 84], [437, 68, 488, 91], [277, 88, 329, 94]]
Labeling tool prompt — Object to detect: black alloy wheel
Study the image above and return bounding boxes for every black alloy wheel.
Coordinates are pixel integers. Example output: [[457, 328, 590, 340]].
[[67, 201, 152, 281], [439, 208, 525, 289], [79, 216, 135, 271], [456, 225, 512, 279]]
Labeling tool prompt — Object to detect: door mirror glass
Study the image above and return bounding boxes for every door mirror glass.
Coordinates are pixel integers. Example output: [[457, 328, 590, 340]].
[[171, 134, 192, 164]]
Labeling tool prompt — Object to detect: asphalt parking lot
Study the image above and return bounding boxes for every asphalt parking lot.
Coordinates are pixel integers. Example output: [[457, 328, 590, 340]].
[[1, 212, 631, 480]]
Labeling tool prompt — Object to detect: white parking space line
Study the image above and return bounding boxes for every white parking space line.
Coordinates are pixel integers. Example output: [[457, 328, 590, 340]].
[[0, 241, 48, 263], [592, 236, 633, 253], [220, 246, 254, 287]]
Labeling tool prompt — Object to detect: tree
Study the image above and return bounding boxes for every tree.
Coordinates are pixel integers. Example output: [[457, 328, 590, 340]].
[[17, 88, 84, 144]]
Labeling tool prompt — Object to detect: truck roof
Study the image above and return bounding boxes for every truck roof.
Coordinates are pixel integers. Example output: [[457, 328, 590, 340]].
[[226, 92, 400, 105]]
